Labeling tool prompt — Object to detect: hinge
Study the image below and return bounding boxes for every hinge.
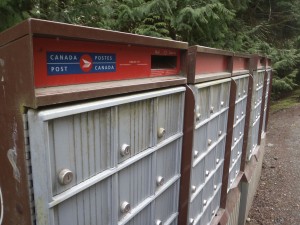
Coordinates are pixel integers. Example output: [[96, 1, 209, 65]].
[[22, 114, 36, 225]]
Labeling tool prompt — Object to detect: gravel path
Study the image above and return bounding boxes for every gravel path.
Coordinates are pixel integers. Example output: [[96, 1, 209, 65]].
[[247, 105, 300, 225]]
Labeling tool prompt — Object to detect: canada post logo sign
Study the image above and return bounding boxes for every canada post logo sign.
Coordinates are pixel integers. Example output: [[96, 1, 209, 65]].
[[47, 52, 116, 75]]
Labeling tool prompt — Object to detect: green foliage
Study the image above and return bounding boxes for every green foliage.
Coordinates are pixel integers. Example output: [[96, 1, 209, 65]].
[[0, 0, 31, 31], [1, 0, 300, 100]]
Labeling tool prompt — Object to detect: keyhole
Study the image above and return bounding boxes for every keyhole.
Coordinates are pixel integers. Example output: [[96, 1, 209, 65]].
[[66, 174, 71, 182], [58, 169, 73, 185]]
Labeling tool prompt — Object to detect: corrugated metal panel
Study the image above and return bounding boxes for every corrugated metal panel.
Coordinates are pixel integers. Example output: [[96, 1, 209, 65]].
[[226, 191, 241, 225], [53, 177, 112, 225], [126, 205, 151, 225], [48, 108, 113, 195], [157, 93, 185, 143], [27, 87, 185, 225], [228, 75, 249, 190], [118, 156, 152, 220], [117, 99, 153, 163], [154, 181, 180, 224], [245, 147, 265, 222], [188, 78, 231, 225], [247, 70, 264, 160], [262, 70, 271, 134]]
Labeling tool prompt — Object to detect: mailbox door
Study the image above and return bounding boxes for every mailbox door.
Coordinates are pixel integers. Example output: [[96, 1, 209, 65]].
[[154, 181, 180, 224], [117, 100, 153, 163]]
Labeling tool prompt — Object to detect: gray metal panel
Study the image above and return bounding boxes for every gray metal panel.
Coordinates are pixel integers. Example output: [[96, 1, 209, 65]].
[[204, 148, 216, 181], [48, 109, 112, 195], [262, 107, 267, 133], [54, 177, 112, 225], [191, 158, 205, 189], [202, 176, 214, 205], [215, 139, 225, 168], [196, 86, 210, 122], [235, 78, 243, 101], [200, 203, 212, 225], [189, 78, 230, 225], [154, 181, 179, 224], [117, 99, 153, 163], [220, 81, 231, 109], [126, 205, 152, 225], [189, 187, 204, 222], [213, 162, 224, 189], [207, 116, 219, 147], [156, 139, 182, 192], [243, 76, 249, 97], [247, 117, 260, 159], [193, 123, 208, 158], [226, 188, 241, 225], [218, 110, 228, 138], [156, 93, 184, 144], [229, 75, 249, 189], [211, 186, 222, 217], [169, 218, 178, 225], [27, 87, 185, 225], [209, 83, 221, 115], [118, 156, 152, 220]]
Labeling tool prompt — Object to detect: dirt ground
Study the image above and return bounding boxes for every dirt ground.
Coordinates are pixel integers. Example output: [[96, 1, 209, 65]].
[[247, 104, 300, 225]]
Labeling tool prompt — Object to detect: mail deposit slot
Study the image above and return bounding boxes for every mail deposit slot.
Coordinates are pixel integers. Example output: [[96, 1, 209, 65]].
[[179, 46, 233, 225], [0, 19, 188, 225]]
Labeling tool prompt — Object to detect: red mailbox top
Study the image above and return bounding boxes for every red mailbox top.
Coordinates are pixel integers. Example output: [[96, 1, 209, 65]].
[[266, 58, 272, 69], [187, 46, 233, 83], [232, 53, 251, 76], [250, 55, 266, 72], [33, 37, 183, 87], [0, 19, 188, 107]]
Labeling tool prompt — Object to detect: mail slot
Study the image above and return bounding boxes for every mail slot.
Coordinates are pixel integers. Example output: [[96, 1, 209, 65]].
[[0, 19, 188, 225], [179, 46, 233, 225]]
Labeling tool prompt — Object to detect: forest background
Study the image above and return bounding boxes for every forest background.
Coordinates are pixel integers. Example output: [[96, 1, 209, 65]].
[[1, 0, 300, 99]]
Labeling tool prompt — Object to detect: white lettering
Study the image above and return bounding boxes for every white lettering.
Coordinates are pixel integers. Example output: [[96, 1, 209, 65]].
[[50, 66, 68, 72], [94, 65, 115, 71], [94, 55, 113, 61], [49, 54, 78, 61]]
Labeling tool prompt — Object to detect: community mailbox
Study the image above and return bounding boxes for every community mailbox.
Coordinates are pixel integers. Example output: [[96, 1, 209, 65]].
[[0, 19, 188, 225], [178, 46, 233, 225]]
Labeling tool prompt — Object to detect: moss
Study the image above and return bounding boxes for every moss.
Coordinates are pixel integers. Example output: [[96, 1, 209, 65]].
[[271, 88, 300, 113]]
